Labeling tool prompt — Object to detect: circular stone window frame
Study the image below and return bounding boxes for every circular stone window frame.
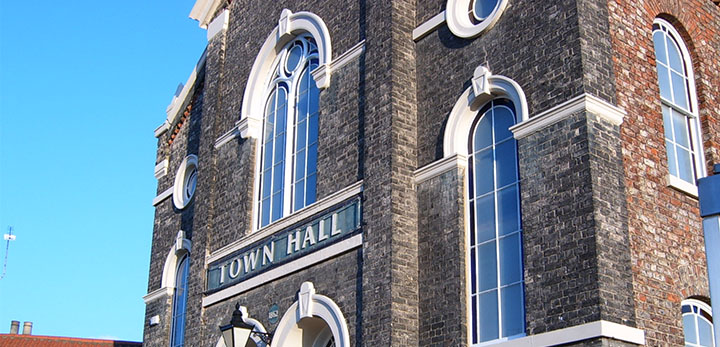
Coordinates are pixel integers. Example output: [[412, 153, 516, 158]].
[[446, 0, 509, 38], [173, 154, 199, 210]]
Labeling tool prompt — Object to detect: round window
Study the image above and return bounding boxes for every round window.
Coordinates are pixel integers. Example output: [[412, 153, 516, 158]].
[[173, 155, 199, 209], [285, 43, 303, 74], [447, 0, 508, 38]]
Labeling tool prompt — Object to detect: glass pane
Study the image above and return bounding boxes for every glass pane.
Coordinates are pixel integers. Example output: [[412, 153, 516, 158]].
[[501, 283, 524, 337], [662, 105, 673, 140], [672, 71, 689, 110], [666, 36, 683, 73], [496, 140, 518, 188], [474, 115, 492, 150], [295, 149, 306, 178], [262, 170, 272, 198], [471, 295, 479, 344], [474, 0, 499, 20], [307, 143, 318, 175], [493, 106, 515, 141], [277, 88, 288, 129], [698, 318, 713, 346], [673, 111, 690, 148], [286, 44, 302, 72], [271, 192, 283, 221], [478, 290, 499, 342], [497, 185, 519, 236], [657, 64, 672, 101], [261, 198, 270, 226], [294, 178, 305, 211], [274, 133, 285, 164], [653, 31, 667, 64], [470, 247, 477, 294], [676, 147, 694, 183], [475, 194, 496, 244], [296, 119, 307, 150], [477, 241, 497, 292], [309, 113, 319, 144], [309, 79, 319, 113], [264, 140, 274, 168], [298, 89, 309, 120], [273, 163, 284, 194], [683, 315, 697, 344], [474, 149, 494, 196], [499, 232, 522, 285], [306, 173, 316, 205], [666, 140, 678, 177]]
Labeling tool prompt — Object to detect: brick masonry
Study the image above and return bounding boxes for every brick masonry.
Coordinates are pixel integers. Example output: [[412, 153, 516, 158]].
[[607, 0, 720, 345], [142, 0, 720, 346]]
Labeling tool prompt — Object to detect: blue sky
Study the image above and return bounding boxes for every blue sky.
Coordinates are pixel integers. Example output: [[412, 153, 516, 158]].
[[0, 0, 207, 341]]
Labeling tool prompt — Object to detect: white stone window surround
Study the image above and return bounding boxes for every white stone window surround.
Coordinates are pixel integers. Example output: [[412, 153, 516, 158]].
[[240, 9, 332, 140], [442, 66, 528, 345], [413, 0, 509, 40], [270, 282, 351, 347], [173, 154, 199, 210], [239, 9, 334, 233], [652, 18, 705, 198], [444, 66, 528, 158], [143, 230, 192, 304]]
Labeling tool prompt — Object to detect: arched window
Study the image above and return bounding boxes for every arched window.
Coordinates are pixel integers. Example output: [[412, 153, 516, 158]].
[[467, 99, 524, 344], [258, 34, 320, 228], [652, 18, 704, 192], [170, 255, 190, 347], [683, 299, 715, 347]]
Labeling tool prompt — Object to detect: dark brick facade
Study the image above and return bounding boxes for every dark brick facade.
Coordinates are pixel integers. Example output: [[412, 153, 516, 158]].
[[142, 0, 720, 346]]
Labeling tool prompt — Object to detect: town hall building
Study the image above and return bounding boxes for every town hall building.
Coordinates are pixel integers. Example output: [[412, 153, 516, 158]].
[[142, 0, 720, 346]]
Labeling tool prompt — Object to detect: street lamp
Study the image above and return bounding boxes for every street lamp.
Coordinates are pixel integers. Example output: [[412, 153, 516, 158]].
[[698, 163, 720, 347], [219, 304, 273, 347]]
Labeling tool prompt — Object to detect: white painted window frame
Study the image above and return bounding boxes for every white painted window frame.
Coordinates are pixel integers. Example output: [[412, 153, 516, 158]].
[[653, 18, 706, 197], [173, 155, 199, 210], [682, 298, 715, 347]]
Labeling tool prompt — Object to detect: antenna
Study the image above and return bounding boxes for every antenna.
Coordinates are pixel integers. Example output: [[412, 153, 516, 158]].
[[1, 226, 16, 280]]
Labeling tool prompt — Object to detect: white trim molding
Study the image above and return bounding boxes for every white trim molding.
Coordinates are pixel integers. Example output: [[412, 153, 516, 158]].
[[142, 286, 173, 304], [414, 154, 468, 184], [154, 159, 169, 179], [446, 0, 508, 38], [510, 93, 626, 140], [239, 9, 332, 140], [189, 0, 223, 29], [206, 9, 229, 40], [444, 65, 528, 157], [413, 11, 446, 41], [207, 181, 363, 264], [203, 234, 362, 307], [152, 187, 173, 206], [487, 320, 645, 346]]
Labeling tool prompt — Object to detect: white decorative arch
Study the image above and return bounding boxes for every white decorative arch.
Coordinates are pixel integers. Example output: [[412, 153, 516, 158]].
[[446, 0, 509, 38], [160, 230, 192, 289], [443, 65, 528, 157], [270, 282, 350, 347], [239, 9, 333, 139]]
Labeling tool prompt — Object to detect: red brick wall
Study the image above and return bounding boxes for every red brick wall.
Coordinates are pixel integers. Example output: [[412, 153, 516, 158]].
[[607, 0, 720, 345]]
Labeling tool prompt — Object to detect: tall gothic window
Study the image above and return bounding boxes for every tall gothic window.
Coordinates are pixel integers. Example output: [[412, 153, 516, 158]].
[[467, 99, 524, 344], [170, 255, 190, 347], [652, 18, 704, 191], [258, 34, 320, 228], [683, 299, 715, 347]]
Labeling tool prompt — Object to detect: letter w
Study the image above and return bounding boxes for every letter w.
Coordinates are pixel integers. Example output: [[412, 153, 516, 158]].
[[243, 249, 261, 273]]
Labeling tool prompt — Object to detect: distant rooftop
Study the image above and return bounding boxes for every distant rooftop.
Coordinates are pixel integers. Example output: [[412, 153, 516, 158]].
[[0, 334, 142, 347]]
